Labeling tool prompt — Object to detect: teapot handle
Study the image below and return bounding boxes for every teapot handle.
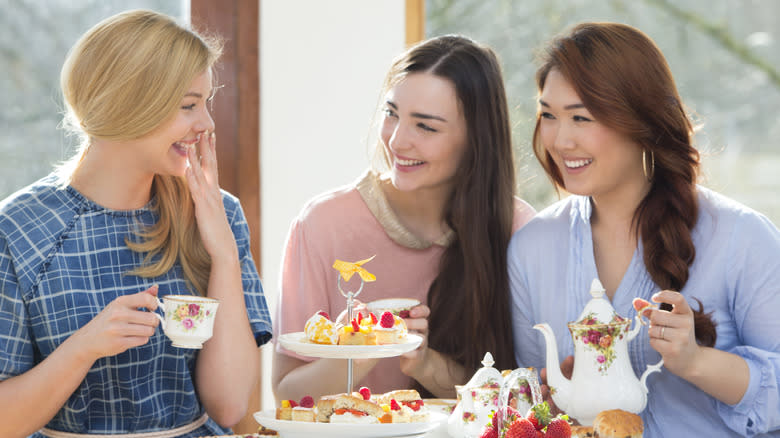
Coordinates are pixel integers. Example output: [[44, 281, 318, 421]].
[[639, 358, 664, 393]]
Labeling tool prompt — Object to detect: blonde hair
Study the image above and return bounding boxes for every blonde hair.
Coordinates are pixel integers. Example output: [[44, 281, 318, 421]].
[[59, 9, 223, 295]]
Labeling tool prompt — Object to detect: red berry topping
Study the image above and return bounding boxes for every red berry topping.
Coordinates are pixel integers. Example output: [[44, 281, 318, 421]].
[[357, 312, 363, 324], [369, 312, 378, 324], [317, 310, 330, 320], [351, 318, 360, 332], [299, 395, 314, 408], [380, 311, 395, 328], [288, 399, 298, 408], [358, 386, 371, 400], [399, 310, 411, 319], [390, 399, 401, 411]]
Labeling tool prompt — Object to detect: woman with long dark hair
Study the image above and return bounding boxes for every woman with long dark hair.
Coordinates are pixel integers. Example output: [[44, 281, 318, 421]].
[[273, 35, 535, 400], [509, 22, 780, 436]]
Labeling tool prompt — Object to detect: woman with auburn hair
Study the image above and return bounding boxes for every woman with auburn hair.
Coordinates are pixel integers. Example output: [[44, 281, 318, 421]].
[[509, 22, 780, 436], [273, 35, 535, 400], [0, 10, 271, 437]]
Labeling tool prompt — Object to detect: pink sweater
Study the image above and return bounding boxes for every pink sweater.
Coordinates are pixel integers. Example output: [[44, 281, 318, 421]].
[[274, 172, 535, 394]]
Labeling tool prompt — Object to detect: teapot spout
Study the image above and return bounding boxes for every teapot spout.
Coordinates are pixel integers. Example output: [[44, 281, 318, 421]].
[[533, 323, 571, 413]]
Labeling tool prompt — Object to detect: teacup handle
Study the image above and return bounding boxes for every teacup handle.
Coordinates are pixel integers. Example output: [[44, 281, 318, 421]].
[[153, 297, 166, 330]]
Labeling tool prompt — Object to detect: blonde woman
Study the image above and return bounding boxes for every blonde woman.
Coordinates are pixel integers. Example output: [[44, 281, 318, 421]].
[[0, 10, 271, 437]]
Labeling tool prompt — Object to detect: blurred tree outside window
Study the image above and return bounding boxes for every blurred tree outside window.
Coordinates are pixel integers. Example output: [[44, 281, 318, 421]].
[[427, 0, 780, 224], [0, 0, 185, 198]]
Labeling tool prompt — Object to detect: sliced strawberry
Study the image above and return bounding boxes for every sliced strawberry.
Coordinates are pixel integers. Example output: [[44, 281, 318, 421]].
[[369, 312, 378, 324], [317, 310, 330, 319], [390, 399, 401, 411], [288, 399, 298, 408], [351, 318, 360, 332]]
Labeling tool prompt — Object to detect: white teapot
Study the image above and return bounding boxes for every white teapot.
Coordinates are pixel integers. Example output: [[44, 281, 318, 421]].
[[448, 353, 541, 438], [534, 278, 663, 426]]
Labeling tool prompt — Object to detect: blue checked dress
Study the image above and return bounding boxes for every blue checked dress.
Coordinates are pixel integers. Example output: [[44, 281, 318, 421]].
[[0, 174, 272, 437]]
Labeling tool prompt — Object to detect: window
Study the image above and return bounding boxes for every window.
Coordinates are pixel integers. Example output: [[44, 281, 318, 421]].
[[427, 0, 780, 223]]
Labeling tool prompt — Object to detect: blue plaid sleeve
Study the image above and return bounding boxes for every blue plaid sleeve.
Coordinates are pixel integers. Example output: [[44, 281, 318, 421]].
[[223, 193, 272, 346], [0, 231, 35, 380]]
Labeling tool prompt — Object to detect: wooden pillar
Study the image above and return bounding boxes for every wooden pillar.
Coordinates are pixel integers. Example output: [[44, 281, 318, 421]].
[[405, 0, 425, 46], [190, 1, 262, 434]]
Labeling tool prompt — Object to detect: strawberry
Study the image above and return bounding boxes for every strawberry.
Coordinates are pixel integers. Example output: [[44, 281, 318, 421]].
[[545, 417, 572, 438], [478, 425, 498, 438], [317, 310, 330, 319], [369, 312, 378, 324], [535, 431, 544, 438], [358, 386, 371, 400], [390, 399, 401, 411], [299, 395, 314, 408], [526, 402, 551, 430], [288, 399, 298, 408], [351, 318, 360, 332], [380, 311, 395, 328], [505, 417, 537, 438], [399, 310, 411, 318], [493, 406, 519, 430], [357, 312, 363, 324]]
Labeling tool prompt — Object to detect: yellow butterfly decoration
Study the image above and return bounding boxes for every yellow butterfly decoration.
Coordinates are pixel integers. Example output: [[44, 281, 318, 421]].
[[332, 255, 377, 283]]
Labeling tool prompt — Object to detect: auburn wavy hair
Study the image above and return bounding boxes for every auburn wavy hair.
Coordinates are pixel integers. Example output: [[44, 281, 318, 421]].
[[532, 22, 716, 346], [375, 35, 518, 392], [59, 10, 222, 296]]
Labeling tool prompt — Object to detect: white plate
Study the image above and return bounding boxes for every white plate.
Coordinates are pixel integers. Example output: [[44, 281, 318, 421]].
[[278, 332, 423, 359], [366, 298, 421, 313], [253, 409, 447, 438]]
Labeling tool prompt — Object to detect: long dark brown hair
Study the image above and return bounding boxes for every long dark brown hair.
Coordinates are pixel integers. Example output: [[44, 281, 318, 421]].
[[532, 22, 716, 346], [377, 35, 518, 390]]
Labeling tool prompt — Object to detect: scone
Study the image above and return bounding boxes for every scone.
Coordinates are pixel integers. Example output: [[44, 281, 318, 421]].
[[570, 425, 596, 437], [377, 389, 429, 422], [593, 409, 644, 438]]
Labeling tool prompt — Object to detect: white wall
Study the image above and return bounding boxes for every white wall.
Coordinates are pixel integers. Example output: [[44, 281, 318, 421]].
[[259, 0, 407, 409]]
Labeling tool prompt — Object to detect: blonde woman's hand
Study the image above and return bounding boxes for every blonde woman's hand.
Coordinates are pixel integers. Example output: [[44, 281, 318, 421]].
[[185, 131, 238, 262], [399, 304, 430, 377], [72, 285, 161, 361], [647, 290, 703, 377]]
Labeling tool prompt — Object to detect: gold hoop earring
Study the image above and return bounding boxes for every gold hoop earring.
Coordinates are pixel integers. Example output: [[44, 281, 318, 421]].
[[642, 149, 655, 182]]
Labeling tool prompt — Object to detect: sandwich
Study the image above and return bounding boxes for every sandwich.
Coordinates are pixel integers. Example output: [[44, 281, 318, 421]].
[[316, 393, 385, 423], [376, 389, 429, 422]]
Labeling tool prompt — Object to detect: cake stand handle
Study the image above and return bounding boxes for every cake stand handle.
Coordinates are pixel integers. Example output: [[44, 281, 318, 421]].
[[337, 276, 364, 394]]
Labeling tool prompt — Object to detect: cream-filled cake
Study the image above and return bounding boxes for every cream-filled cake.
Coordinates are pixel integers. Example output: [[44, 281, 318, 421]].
[[304, 311, 339, 344]]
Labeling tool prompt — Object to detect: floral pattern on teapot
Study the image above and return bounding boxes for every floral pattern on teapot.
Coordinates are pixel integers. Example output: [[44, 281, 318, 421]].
[[570, 313, 629, 374]]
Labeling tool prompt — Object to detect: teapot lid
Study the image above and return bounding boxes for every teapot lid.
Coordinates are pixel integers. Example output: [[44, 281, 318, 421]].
[[573, 278, 626, 325], [462, 352, 503, 389]]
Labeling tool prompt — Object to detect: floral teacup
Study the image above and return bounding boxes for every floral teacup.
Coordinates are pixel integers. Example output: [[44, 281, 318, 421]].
[[154, 295, 219, 349]]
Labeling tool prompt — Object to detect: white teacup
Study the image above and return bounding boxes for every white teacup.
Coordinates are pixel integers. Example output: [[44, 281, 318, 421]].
[[154, 295, 219, 349]]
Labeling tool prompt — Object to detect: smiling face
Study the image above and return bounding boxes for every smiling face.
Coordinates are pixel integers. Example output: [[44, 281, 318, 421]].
[[135, 69, 215, 178], [380, 72, 468, 196], [538, 69, 648, 204]]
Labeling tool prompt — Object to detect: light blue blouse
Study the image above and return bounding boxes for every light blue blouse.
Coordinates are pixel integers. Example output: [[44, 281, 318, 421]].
[[508, 187, 780, 437]]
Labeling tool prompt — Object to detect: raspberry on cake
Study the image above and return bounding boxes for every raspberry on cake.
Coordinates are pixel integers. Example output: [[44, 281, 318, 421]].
[[374, 311, 408, 344], [304, 311, 340, 344]]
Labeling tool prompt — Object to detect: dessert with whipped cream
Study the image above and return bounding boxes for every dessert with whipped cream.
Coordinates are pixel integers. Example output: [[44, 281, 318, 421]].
[[374, 311, 408, 344], [304, 311, 340, 344]]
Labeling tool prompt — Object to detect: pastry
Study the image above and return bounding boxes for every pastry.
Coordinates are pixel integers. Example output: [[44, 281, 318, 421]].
[[274, 399, 294, 420], [374, 311, 408, 344], [337, 316, 377, 345], [570, 425, 596, 437], [593, 409, 644, 438], [291, 406, 315, 422], [377, 389, 428, 422], [304, 311, 339, 344]]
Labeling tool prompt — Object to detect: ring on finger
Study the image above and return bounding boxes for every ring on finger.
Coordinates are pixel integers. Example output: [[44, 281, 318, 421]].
[[660, 326, 665, 340]]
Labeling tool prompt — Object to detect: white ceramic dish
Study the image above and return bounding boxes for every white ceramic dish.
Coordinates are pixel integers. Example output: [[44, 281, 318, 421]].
[[253, 410, 447, 438], [277, 332, 423, 359], [366, 298, 421, 315]]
